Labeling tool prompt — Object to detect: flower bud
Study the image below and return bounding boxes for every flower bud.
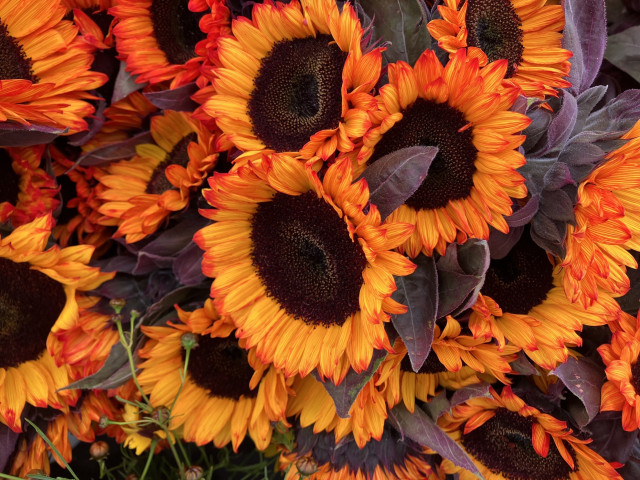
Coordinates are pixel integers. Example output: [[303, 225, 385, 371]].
[[90, 440, 109, 459], [109, 298, 126, 313], [296, 456, 318, 476], [184, 465, 204, 480], [181, 332, 199, 350], [152, 406, 171, 424]]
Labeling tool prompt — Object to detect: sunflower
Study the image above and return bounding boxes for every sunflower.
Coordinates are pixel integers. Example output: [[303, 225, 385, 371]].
[[137, 299, 290, 451], [598, 311, 640, 432], [195, 154, 415, 383], [287, 367, 388, 449], [562, 122, 640, 308], [0, 0, 107, 132], [197, 0, 381, 160], [109, 0, 214, 87], [377, 321, 519, 413], [97, 109, 220, 243], [0, 145, 59, 227], [438, 386, 621, 479], [63, 0, 115, 51], [427, 0, 572, 98], [468, 230, 621, 369], [279, 423, 440, 480], [357, 49, 529, 257]]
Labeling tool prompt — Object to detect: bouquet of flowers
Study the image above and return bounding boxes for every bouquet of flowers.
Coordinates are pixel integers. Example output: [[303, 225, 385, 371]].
[[0, 0, 639, 479]]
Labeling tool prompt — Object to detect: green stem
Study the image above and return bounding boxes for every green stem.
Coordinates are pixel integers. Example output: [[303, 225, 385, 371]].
[[169, 346, 191, 414], [115, 315, 150, 404], [139, 438, 158, 480]]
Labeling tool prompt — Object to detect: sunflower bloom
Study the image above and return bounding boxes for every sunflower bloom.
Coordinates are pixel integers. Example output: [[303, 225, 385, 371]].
[[469, 231, 621, 369], [195, 155, 415, 383], [0, 215, 114, 432], [97, 109, 220, 243], [427, 0, 572, 98], [562, 122, 640, 308], [358, 49, 529, 257], [109, 0, 214, 87], [197, 0, 381, 160], [0, 0, 107, 131], [439, 386, 621, 479], [137, 300, 290, 451], [0, 145, 59, 226], [377, 323, 519, 413]]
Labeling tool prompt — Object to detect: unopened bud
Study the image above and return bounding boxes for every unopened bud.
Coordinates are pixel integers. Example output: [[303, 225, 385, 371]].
[[90, 440, 109, 459], [296, 456, 318, 476], [109, 298, 126, 313], [98, 415, 110, 429], [181, 332, 199, 350], [184, 465, 204, 480], [152, 406, 171, 424], [125, 475, 139, 480]]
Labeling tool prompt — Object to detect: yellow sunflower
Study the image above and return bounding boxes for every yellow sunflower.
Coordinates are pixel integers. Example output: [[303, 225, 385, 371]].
[[468, 230, 621, 369], [438, 386, 621, 479], [0, 215, 114, 432], [97, 109, 220, 243], [0, 0, 106, 131], [137, 299, 290, 451], [377, 321, 519, 413], [357, 49, 529, 257], [427, 0, 572, 98], [109, 0, 213, 87], [0, 145, 59, 226], [197, 0, 381, 160], [195, 154, 416, 383], [562, 121, 640, 308]]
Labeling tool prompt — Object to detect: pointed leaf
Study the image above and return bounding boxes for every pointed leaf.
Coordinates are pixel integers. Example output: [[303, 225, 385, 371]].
[[510, 352, 540, 376], [0, 123, 68, 147], [312, 350, 387, 418], [76, 131, 153, 167], [488, 225, 524, 260], [144, 82, 199, 111], [391, 403, 483, 477], [62, 342, 130, 390], [450, 383, 492, 409], [586, 411, 637, 464], [505, 195, 539, 227], [174, 242, 207, 286], [605, 26, 640, 84], [545, 93, 578, 155], [362, 146, 438, 220], [551, 356, 605, 427], [0, 423, 19, 471], [391, 254, 438, 372], [67, 97, 107, 147], [112, 61, 144, 103]]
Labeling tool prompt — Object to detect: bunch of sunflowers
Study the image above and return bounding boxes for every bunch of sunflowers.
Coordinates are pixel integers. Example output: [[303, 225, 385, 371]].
[[1, 0, 640, 478]]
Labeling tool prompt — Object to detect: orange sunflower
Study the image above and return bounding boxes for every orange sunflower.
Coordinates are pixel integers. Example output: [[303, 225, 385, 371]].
[[0, 0, 107, 131], [377, 321, 519, 413], [195, 154, 416, 383], [0, 215, 114, 433], [357, 49, 529, 257], [197, 0, 381, 160], [109, 0, 213, 87], [438, 386, 621, 479], [469, 230, 621, 369], [0, 145, 59, 226], [427, 0, 572, 98], [97, 109, 220, 243], [63, 0, 116, 51], [599, 311, 640, 432], [137, 299, 290, 451], [562, 121, 640, 308], [279, 423, 441, 480]]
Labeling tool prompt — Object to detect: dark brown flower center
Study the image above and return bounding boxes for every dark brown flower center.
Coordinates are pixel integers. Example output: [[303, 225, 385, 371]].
[[465, 0, 524, 78], [248, 35, 347, 153], [146, 132, 197, 194], [631, 361, 640, 395], [186, 335, 257, 399], [0, 20, 37, 82], [462, 408, 575, 480], [0, 258, 66, 368], [368, 98, 477, 210], [150, 0, 206, 65], [251, 190, 366, 327], [481, 231, 554, 314], [0, 150, 20, 206], [400, 350, 448, 374]]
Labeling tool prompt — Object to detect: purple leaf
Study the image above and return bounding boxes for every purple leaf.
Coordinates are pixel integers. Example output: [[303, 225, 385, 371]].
[[0, 423, 19, 471], [312, 350, 387, 418], [0, 123, 68, 147], [140, 285, 208, 328], [437, 239, 490, 317], [585, 89, 640, 135], [67, 97, 107, 147], [450, 383, 492, 409], [510, 95, 528, 114], [531, 213, 566, 257], [144, 82, 200, 112], [605, 26, 640, 84], [141, 214, 207, 256], [559, 142, 606, 167], [76, 131, 153, 167], [510, 352, 540, 376], [506, 195, 539, 227], [551, 356, 605, 427], [174, 242, 206, 286], [488, 225, 524, 260], [132, 251, 174, 275], [423, 390, 451, 420], [523, 107, 553, 153], [361, 146, 438, 220], [62, 342, 131, 390], [112, 61, 145, 103], [545, 93, 578, 154], [391, 404, 483, 477], [543, 162, 575, 191], [586, 411, 637, 465], [572, 86, 609, 136], [540, 189, 576, 222], [391, 254, 438, 372], [563, 0, 607, 94]]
